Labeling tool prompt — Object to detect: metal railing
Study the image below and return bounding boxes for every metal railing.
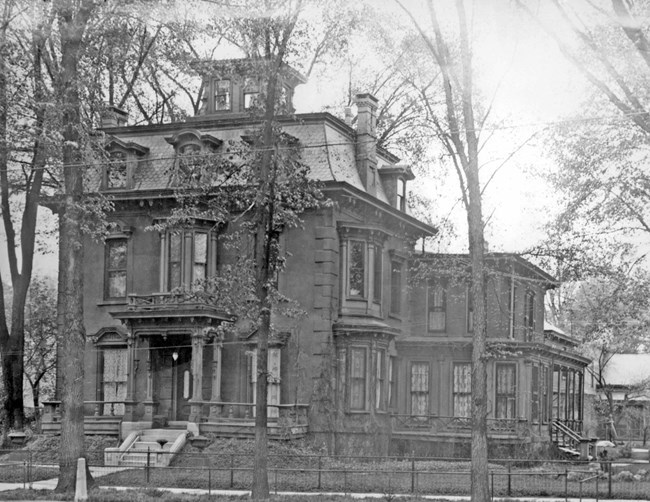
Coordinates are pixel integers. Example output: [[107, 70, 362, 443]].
[[4, 449, 650, 499], [391, 414, 529, 435]]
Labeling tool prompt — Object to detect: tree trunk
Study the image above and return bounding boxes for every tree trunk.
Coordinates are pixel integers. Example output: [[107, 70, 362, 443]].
[[53, 0, 94, 493]]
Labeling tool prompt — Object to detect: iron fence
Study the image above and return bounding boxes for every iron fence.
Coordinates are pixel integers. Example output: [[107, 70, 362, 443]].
[[3, 449, 650, 499]]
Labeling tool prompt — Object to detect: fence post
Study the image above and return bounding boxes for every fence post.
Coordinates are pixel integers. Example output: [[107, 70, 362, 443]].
[[146, 447, 150, 484], [230, 453, 234, 488], [565, 467, 568, 502], [608, 463, 612, 498], [507, 462, 511, 497], [411, 455, 415, 493], [491, 472, 494, 501], [317, 455, 322, 490]]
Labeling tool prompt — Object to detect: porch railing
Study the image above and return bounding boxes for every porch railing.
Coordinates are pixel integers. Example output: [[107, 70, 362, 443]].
[[551, 419, 584, 449], [42, 400, 308, 423], [127, 292, 215, 310], [391, 414, 529, 436]]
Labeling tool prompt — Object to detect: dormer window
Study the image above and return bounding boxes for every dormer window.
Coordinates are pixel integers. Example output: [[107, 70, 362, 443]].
[[396, 178, 406, 211], [165, 130, 223, 184], [107, 151, 127, 189], [214, 79, 231, 111], [178, 142, 202, 176], [103, 137, 149, 191]]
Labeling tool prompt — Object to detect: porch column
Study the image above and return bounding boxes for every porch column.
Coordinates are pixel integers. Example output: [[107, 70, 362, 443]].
[[189, 330, 205, 422], [143, 339, 157, 420], [209, 336, 223, 419], [124, 333, 137, 420]]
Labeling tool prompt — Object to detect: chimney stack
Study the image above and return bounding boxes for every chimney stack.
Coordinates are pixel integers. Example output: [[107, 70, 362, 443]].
[[354, 93, 379, 196], [101, 105, 128, 128]]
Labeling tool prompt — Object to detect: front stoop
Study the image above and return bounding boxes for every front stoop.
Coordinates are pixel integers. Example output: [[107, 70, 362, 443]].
[[105, 429, 188, 467]]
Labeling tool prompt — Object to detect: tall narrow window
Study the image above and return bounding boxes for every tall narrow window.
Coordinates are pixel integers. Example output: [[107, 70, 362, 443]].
[[388, 356, 397, 409], [214, 79, 231, 111], [510, 284, 518, 338], [396, 178, 406, 211], [453, 362, 472, 418], [193, 232, 208, 284], [532, 365, 540, 423], [101, 347, 127, 415], [541, 365, 549, 423], [495, 363, 517, 419], [373, 246, 382, 303], [105, 239, 127, 299], [350, 348, 367, 411], [552, 366, 560, 420], [168, 233, 183, 290], [467, 286, 474, 332], [376, 349, 386, 410], [107, 151, 127, 188], [348, 241, 365, 298], [410, 362, 429, 416], [390, 261, 402, 315], [427, 281, 446, 332], [243, 77, 260, 110], [524, 291, 535, 341]]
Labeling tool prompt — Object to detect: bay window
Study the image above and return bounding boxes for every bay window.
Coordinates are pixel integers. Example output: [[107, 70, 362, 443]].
[[375, 349, 386, 411], [350, 347, 367, 411], [161, 228, 217, 291], [390, 261, 403, 316], [495, 363, 517, 419], [348, 240, 365, 297]]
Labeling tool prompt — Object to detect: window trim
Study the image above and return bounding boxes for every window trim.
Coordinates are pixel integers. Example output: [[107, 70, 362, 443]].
[[495, 362, 517, 420], [349, 346, 369, 412], [160, 226, 217, 292], [466, 285, 474, 333], [104, 237, 128, 301], [375, 349, 386, 411], [213, 78, 232, 112], [453, 362, 472, 418], [427, 280, 446, 332], [409, 361, 430, 416], [396, 177, 406, 211], [390, 260, 403, 317], [524, 290, 535, 341]]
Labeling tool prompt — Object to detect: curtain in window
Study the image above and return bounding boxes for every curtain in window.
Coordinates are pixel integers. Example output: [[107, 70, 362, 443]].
[[453, 363, 471, 417], [496, 364, 516, 419], [410, 363, 429, 416], [103, 348, 127, 415]]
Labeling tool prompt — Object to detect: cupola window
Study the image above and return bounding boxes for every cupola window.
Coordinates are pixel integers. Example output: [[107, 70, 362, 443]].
[[214, 79, 231, 111]]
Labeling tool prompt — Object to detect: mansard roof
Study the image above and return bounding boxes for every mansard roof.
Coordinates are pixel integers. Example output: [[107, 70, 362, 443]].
[[93, 112, 397, 205]]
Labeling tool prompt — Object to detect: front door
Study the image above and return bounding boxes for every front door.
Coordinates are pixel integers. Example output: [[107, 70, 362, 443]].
[[156, 343, 192, 421], [173, 346, 192, 421]]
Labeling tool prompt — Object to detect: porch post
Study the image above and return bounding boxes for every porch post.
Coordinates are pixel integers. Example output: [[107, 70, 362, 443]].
[[189, 330, 205, 422], [143, 339, 156, 420], [209, 335, 223, 419], [123, 333, 137, 420]]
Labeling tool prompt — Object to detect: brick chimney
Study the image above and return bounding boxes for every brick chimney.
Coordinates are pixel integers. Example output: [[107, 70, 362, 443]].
[[101, 105, 128, 128], [354, 93, 378, 196]]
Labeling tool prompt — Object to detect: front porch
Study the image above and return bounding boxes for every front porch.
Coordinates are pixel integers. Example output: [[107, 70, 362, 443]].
[[41, 400, 309, 439]]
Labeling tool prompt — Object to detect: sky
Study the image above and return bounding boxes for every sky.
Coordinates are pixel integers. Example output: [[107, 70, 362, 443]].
[[295, 0, 590, 254], [0, 0, 621, 279]]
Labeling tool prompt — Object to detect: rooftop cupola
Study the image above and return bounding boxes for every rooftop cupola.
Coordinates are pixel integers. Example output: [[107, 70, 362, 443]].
[[191, 58, 306, 118]]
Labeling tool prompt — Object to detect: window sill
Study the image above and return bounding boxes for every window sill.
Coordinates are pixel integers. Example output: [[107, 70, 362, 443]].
[[97, 299, 128, 306], [347, 410, 370, 414]]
